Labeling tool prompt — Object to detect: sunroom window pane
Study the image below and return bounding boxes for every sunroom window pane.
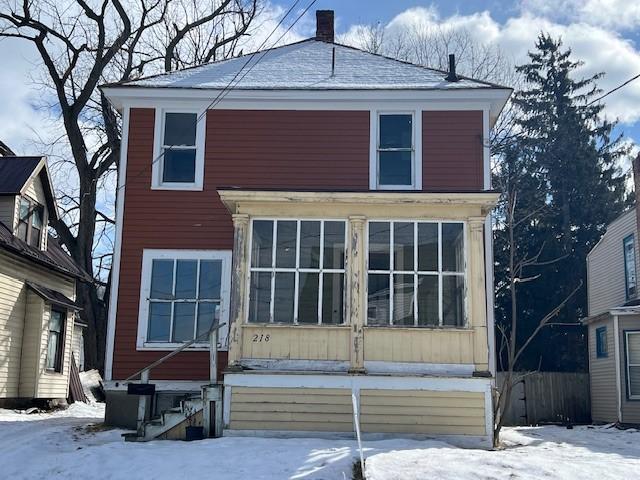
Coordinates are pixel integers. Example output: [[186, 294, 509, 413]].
[[417, 275, 439, 326], [150, 260, 174, 300], [379, 151, 412, 186], [199, 260, 221, 299], [275, 221, 297, 268], [299, 221, 320, 269], [324, 221, 345, 269], [418, 223, 438, 272], [148, 302, 171, 341], [173, 302, 196, 342], [379, 114, 412, 148], [163, 149, 196, 183], [394, 222, 414, 271], [273, 272, 295, 323], [368, 274, 390, 325], [369, 222, 390, 270], [46, 332, 58, 370], [297, 272, 319, 324], [248, 272, 271, 323], [393, 274, 414, 326], [164, 112, 197, 146], [175, 260, 197, 299], [629, 333, 640, 364], [442, 223, 464, 272], [322, 273, 344, 324], [630, 366, 640, 397], [196, 302, 219, 338], [443, 276, 465, 326], [251, 220, 273, 268]]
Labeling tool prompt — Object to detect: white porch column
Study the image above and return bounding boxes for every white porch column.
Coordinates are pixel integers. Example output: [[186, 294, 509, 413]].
[[468, 216, 489, 372], [348, 215, 366, 373], [227, 213, 250, 369]]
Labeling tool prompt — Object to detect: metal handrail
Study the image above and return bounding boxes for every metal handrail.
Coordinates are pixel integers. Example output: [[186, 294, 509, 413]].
[[123, 322, 226, 383]]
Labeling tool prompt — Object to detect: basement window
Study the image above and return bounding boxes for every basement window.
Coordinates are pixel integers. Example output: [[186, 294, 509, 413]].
[[248, 219, 346, 324], [152, 109, 206, 190], [138, 250, 231, 350], [367, 220, 465, 327]]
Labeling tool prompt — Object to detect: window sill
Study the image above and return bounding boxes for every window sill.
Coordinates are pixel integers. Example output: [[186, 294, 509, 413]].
[[243, 323, 348, 329], [150, 183, 203, 191], [364, 325, 472, 331], [44, 369, 64, 375], [137, 342, 213, 351], [374, 185, 419, 191]]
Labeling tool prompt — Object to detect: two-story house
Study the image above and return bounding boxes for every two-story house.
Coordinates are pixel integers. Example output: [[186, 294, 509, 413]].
[[102, 11, 511, 446], [583, 208, 640, 425], [0, 154, 88, 407]]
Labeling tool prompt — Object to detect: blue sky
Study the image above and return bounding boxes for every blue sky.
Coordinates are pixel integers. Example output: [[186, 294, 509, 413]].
[[1, 0, 639, 165]]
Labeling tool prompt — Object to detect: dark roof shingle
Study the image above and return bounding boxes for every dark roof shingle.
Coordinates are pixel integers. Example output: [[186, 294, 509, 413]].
[[0, 156, 43, 195], [0, 221, 89, 281]]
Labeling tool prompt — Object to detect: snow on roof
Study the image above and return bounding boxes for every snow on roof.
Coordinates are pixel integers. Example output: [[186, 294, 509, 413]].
[[115, 39, 506, 91]]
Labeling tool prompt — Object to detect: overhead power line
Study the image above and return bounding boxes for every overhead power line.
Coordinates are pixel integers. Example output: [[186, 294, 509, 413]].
[[587, 72, 640, 106], [116, 0, 317, 192]]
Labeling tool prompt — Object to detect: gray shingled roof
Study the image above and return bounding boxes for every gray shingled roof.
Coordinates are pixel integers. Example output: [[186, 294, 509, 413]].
[[112, 39, 507, 91], [0, 156, 43, 195], [0, 221, 89, 281]]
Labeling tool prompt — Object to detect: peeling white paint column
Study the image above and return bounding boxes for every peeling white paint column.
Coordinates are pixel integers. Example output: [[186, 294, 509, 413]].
[[348, 215, 366, 373], [469, 216, 489, 372], [227, 213, 250, 368]]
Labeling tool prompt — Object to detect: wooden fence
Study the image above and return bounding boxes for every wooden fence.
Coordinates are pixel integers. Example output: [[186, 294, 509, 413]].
[[497, 372, 591, 426]]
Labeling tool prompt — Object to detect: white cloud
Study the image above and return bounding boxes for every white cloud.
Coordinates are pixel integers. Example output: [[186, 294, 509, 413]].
[[521, 0, 640, 31], [344, 7, 640, 126]]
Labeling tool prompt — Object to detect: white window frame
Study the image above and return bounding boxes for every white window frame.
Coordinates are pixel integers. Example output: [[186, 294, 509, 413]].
[[247, 218, 348, 325], [152, 108, 206, 191], [626, 330, 640, 400], [365, 220, 467, 328], [623, 234, 637, 300], [369, 110, 422, 191], [137, 249, 231, 351]]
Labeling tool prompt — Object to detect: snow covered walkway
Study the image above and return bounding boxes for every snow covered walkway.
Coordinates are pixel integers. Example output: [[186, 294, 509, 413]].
[[0, 403, 638, 479]]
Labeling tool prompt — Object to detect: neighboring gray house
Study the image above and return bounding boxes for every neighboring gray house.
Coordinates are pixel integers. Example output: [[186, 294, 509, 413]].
[[584, 209, 640, 424]]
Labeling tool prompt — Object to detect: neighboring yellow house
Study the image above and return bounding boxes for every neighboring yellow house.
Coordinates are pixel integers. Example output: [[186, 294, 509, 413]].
[[0, 155, 88, 408]]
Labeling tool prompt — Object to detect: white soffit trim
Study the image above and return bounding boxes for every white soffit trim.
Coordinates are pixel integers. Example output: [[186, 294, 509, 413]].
[[102, 87, 509, 126]]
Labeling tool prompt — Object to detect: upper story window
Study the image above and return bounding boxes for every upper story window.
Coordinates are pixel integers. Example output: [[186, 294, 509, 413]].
[[372, 112, 421, 190], [596, 326, 608, 358], [248, 219, 346, 325], [367, 220, 465, 327], [138, 250, 231, 349], [624, 234, 636, 300], [152, 110, 206, 190], [16, 197, 44, 249]]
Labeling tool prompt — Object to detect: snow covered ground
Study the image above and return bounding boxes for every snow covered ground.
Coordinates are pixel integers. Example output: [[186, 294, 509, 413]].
[[0, 403, 638, 479]]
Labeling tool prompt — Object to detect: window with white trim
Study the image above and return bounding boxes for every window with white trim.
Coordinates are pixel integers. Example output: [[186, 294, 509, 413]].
[[624, 234, 636, 300], [248, 219, 346, 324], [153, 110, 205, 190], [367, 221, 465, 327], [138, 250, 231, 349], [376, 113, 416, 189], [626, 331, 640, 399], [16, 196, 44, 249], [46, 309, 65, 372]]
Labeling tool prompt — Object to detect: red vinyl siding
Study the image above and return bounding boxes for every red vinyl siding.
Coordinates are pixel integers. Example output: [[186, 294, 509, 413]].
[[112, 108, 483, 380], [112, 109, 370, 380], [422, 111, 484, 190]]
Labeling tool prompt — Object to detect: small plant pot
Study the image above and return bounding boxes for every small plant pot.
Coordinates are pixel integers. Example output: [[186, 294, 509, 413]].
[[185, 426, 204, 441]]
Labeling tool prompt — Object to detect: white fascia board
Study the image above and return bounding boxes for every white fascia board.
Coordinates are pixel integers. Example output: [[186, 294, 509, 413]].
[[102, 87, 511, 125]]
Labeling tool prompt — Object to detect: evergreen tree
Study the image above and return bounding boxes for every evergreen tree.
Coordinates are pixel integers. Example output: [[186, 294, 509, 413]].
[[494, 33, 629, 371]]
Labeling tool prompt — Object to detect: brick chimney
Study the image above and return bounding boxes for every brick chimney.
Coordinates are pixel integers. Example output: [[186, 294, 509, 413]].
[[315, 10, 334, 43]]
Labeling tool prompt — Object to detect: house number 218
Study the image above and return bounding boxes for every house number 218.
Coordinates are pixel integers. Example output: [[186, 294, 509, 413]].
[[252, 334, 270, 342]]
